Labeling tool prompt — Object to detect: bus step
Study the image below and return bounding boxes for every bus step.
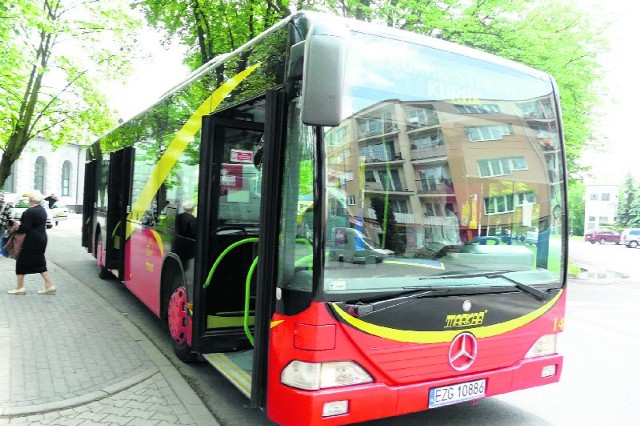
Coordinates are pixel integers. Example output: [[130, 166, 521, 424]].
[[202, 350, 253, 398]]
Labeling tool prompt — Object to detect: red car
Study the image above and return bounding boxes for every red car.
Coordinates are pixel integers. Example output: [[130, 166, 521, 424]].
[[584, 229, 620, 244]]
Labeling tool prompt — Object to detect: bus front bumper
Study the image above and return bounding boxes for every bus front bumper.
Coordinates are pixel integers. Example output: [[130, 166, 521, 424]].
[[268, 354, 563, 426]]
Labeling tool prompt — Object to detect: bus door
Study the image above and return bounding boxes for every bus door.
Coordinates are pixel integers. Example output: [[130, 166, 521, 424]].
[[192, 91, 284, 407], [105, 146, 133, 278], [192, 114, 264, 356], [82, 159, 97, 251]]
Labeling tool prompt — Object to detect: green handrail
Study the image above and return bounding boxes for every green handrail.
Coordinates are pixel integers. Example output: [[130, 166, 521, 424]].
[[204, 236, 313, 346], [111, 221, 121, 238], [203, 237, 259, 289], [244, 256, 259, 346]]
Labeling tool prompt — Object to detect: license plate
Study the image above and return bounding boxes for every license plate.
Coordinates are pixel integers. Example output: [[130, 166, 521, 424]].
[[429, 379, 486, 408]]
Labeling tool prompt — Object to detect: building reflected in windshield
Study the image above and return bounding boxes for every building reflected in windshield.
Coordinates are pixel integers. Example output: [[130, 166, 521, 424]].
[[324, 94, 563, 257]]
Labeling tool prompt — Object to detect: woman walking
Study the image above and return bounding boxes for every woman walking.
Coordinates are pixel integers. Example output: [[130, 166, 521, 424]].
[[7, 190, 56, 295]]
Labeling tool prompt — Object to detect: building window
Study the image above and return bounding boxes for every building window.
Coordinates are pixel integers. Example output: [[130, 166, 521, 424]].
[[412, 131, 443, 149], [454, 103, 500, 114], [589, 194, 598, 201], [34, 156, 46, 193], [407, 106, 438, 128], [390, 199, 408, 214], [61, 160, 72, 196], [466, 124, 514, 142], [478, 157, 528, 178], [424, 202, 445, 217], [601, 193, 610, 201], [484, 192, 535, 215], [326, 126, 347, 146], [362, 141, 395, 162], [366, 169, 403, 191], [419, 166, 450, 191], [359, 117, 382, 137], [347, 195, 356, 206]]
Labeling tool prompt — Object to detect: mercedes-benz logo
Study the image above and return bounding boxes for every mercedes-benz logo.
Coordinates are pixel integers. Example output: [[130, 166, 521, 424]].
[[448, 332, 478, 371]]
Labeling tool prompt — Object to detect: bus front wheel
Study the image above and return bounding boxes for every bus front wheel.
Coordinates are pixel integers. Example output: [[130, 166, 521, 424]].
[[168, 286, 197, 363]]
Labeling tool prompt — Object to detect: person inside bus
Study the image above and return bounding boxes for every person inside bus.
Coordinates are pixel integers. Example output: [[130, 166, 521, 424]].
[[173, 200, 197, 270]]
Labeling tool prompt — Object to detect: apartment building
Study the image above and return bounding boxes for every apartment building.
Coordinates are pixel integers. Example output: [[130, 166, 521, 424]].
[[584, 184, 619, 232]]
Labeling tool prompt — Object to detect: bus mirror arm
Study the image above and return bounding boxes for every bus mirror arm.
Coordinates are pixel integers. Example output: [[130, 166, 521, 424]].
[[300, 22, 347, 127]]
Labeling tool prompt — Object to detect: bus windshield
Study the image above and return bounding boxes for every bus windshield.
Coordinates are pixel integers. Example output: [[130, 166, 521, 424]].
[[319, 30, 565, 299]]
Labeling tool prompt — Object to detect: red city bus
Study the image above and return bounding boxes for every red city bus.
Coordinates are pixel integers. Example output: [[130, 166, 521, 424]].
[[82, 11, 568, 425]]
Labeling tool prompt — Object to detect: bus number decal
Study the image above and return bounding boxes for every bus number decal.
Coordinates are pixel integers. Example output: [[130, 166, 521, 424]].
[[553, 317, 564, 331]]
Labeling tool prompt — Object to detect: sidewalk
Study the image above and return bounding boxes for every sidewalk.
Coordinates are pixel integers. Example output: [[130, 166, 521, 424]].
[[0, 256, 219, 425]]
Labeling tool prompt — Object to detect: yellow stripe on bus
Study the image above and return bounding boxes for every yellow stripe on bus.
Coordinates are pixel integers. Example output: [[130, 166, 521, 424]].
[[126, 63, 262, 239], [331, 289, 563, 344]]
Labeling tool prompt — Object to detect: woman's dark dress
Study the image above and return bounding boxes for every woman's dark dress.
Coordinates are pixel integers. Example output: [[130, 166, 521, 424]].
[[15, 204, 48, 274]]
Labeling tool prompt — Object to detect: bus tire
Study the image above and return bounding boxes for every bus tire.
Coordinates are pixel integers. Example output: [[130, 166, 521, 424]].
[[168, 285, 197, 363]]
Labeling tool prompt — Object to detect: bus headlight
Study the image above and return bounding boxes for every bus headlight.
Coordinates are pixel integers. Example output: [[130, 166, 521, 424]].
[[281, 360, 373, 390], [525, 334, 557, 358]]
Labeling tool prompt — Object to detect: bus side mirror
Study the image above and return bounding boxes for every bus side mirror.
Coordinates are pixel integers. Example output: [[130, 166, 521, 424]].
[[300, 22, 347, 127]]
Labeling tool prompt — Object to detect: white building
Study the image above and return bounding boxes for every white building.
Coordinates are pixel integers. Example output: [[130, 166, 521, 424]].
[[1, 137, 85, 212], [584, 184, 619, 233]]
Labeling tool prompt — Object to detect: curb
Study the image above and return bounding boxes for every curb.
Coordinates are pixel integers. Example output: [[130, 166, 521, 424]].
[[0, 368, 158, 417]]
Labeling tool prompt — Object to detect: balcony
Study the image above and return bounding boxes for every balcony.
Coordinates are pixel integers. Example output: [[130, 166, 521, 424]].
[[364, 153, 403, 163], [410, 145, 446, 161], [365, 182, 409, 192], [366, 208, 416, 224], [406, 116, 440, 130], [417, 181, 455, 195], [358, 125, 399, 141]]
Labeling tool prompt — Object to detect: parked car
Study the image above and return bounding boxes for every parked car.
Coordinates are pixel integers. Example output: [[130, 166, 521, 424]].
[[584, 229, 620, 244], [525, 228, 539, 245], [10, 197, 54, 229], [620, 228, 640, 248], [327, 228, 394, 264], [51, 201, 69, 225]]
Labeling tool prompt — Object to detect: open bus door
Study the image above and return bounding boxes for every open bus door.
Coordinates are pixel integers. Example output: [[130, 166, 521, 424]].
[[81, 159, 97, 251], [104, 147, 133, 278], [192, 91, 284, 409]]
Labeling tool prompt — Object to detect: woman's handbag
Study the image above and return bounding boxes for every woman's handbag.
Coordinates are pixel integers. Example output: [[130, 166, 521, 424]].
[[3, 232, 25, 260]]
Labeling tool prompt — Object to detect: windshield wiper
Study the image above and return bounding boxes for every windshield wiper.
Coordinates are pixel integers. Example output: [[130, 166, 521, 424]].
[[344, 287, 443, 316], [418, 270, 549, 302], [418, 270, 513, 280], [486, 272, 549, 302]]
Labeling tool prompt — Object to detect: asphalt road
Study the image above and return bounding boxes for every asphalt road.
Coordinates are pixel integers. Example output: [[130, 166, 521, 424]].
[[47, 217, 640, 425]]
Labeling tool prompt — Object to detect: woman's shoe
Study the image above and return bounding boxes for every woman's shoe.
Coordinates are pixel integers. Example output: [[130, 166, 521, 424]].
[[8, 288, 25, 295], [37, 286, 56, 295]]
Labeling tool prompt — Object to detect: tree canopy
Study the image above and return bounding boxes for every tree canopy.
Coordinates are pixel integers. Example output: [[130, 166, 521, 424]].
[[617, 173, 640, 228], [0, 0, 140, 187]]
